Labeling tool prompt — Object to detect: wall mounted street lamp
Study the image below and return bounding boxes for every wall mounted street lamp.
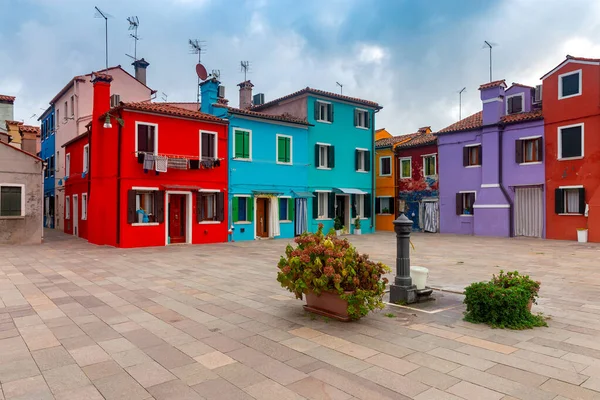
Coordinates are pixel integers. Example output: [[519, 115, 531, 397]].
[[103, 114, 124, 129]]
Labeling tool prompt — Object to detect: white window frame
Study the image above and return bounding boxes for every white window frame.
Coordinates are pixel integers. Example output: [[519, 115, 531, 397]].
[[315, 190, 330, 219], [81, 193, 87, 220], [558, 123, 584, 161], [317, 143, 331, 169], [0, 183, 25, 217], [355, 194, 365, 218], [279, 195, 292, 222], [422, 153, 437, 177], [558, 69, 582, 100], [131, 186, 160, 226], [64, 101, 67, 119], [198, 189, 220, 224], [83, 144, 89, 173], [379, 156, 392, 177], [316, 100, 332, 123], [376, 196, 393, 215], [70, 95, 74, 116], [276, 134, 293, 165], [558, 185, 584, 215], [234, 194, 251, 224], [65, 195, 70, 219], [399, 157, 412, 179], [464, 143, 482, 168], [65, 153, 70, 177], [56, 109, 60, 130], [134, 121, 159, 155], [355, 108, 369, 129], [505, 93, 524, 114], [356, 148, 368, 172], [233, 128, 252, 161], [459, 190, 476, 217], [200, 130, 218, 161]]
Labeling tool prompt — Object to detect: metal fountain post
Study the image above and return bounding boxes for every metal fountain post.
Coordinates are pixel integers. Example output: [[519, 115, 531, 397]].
[[389, 213, 417, 304]]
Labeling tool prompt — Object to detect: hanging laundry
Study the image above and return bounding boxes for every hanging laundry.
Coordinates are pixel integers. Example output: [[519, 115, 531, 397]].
[[201, 160, 212, 169], [155, 155, 168, 173], [168, 157, 188, 170], [143, 153, 155, 171], [137, 153, 145, 164]]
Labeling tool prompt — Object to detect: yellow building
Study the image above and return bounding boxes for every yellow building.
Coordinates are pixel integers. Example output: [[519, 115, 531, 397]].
[[374, 127, 429, 231]]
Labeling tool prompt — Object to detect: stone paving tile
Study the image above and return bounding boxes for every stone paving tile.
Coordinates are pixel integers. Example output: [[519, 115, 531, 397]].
[[192, 377, 254, 400], [0, 357, 41, 383], [281, 336, 322, 352], [1, 374, 51, 399], [42, 364, 91, 395], [245, 379, 305, 400], [148, 379, 204, 400], [98, 337, 137, 354], [447, 381, 504, 400], [455, 335, 518, 354], [406, 366, 461, 390], [31, 346, 75, 371], [68, 344, 111, 367], [364, 353, 419, 375], [403, 351, 461, 373], [286, 376, 353, 400], [357, 365, 430, 398], [195, 351, 237, 370], [126, 361, 176, 388], [94, 372, 151, 400], [170, 362, 219, 386], [241, 334, 303, 362], [413, 388, 463, 400], [144, 343, 196, 369], [305, 346, 371, 374], [427, 347, 497, 371], [540, 378, 600, 400], [82, 360, 124, 381], [111, 348, 153, 368], [54, 385, 105, 400], [486, 364, 549, 387], [214, 361, 267, 388]]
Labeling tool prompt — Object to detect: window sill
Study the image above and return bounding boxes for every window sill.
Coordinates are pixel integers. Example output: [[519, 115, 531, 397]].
[[199, 221, 221, 224], [519, 161, 542, 165], [559, 93, 582, 100], [233, 158, 252, 162], [424, 174, 438, 178], [317, 167, 332, 170], [379, 174, 392, 177], [465, 165, 482, 168], [316, 120, 332, 124], [132, 222, 160, 226], [276, 162, 293, 166], [280, 220, 292, 224], [356, 170, 369, 173], [558, 156, 583, 161], [355, 126, 369, 130], [0, 216, 25, 220], [234, 221, 252, 225], [316, 218, 332, 220], [460, 214, 474, 217], [377, 213, 393, 216], [558, 213, 583, 216], [400, 176, 412, 180]]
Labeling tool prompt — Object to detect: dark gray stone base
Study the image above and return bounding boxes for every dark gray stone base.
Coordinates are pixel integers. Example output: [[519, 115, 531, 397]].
[[389, 284, 418, 304]]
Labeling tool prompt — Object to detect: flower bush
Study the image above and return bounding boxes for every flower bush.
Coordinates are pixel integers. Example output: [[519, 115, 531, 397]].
[[277, 224, 390, 320], [464, 270, 546, 329]]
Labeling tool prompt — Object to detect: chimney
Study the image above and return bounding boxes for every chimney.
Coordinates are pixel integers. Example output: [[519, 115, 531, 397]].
[[417, 126, 432, 134], [238, 80, 254, 110], [132, 58, 150, 85], [479, 79, 507, 125]]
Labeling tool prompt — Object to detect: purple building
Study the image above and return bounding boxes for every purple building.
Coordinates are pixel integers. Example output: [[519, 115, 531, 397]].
[[437, 80, 545, 238]]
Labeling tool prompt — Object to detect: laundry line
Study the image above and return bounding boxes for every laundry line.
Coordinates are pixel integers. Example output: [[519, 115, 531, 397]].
[[133, 151, 225, 161]]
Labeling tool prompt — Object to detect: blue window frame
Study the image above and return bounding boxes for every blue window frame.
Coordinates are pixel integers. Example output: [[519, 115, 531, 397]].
[[279, 198, 288, 221], [238, 197, 247, 221]]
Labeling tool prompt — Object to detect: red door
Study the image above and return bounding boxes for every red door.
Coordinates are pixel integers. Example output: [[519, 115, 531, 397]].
[[169, 194, 186, 244]]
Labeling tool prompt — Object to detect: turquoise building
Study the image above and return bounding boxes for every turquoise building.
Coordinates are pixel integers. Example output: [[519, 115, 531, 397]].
[[254, 88, 382, 234], [201, 79, 311, 241]]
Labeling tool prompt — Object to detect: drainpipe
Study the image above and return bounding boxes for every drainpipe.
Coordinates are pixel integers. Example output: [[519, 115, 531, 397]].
[[116, 110, 123, 246], [371, 109, 379, 230], [498, 124, 513, 237]]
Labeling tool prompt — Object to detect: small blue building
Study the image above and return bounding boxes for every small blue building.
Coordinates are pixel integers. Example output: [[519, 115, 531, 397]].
[[253, 88, 382, 234], [39, 106, 56, 228], [201, 79, 311, 241]]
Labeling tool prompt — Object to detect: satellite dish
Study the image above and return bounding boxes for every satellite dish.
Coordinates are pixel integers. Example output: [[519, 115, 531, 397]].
[[196, 63, 208, 80]]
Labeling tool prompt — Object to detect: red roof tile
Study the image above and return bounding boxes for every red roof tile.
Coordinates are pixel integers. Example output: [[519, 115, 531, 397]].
[[376, 132, 418, 148], [0, 95, 15, 103], [479, 80, 507, 90], [501, 109, 543, 124], [567, 55, 600, 62], [252, 87, 381, 111], [396, 133, 437, 149], [215, 104, 310, 125], [110, 102, 228, 124], [154, 102, 200, 112], [437, 111, 483, 133], [19, 125, 40, 134], [5, 120, 23, 125], [509, 82, 534, 89]]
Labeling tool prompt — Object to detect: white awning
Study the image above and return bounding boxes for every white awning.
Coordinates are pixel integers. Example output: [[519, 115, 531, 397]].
[[336, 188, 368, 195]]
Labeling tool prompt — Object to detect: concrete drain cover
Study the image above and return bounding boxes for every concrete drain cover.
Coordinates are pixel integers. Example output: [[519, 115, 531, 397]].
[[384, 290, 465, 314]]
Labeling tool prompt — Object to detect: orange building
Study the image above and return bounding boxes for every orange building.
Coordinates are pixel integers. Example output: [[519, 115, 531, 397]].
[[374, 128, 424, 231], [542, 56, 600, 242]]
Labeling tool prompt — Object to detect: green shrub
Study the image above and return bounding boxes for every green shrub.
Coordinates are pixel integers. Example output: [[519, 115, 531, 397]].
[[463, 270, 546, 329]]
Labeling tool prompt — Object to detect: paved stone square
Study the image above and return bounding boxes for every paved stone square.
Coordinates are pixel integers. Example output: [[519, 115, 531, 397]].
[[0, 229, 599, 399]]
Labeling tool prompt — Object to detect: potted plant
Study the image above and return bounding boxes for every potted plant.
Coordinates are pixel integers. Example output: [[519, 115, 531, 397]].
[[334, 216, 344, 236], [464, 270, 545, 329], [354, 216, 361, 235], [382, 207, 390, 214], [276, 224, 390, 321]]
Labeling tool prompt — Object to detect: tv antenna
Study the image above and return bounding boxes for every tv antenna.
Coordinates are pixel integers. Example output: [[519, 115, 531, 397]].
[[482, 40, 497, 82], [161, 92, 168, 102], [189, 39, 207, 104], [94, 6, 113, 70], [336, 82, 343, 95], [211, 69, 221, 80], [240, 61, 250, 81], [458, 87, 466, 121], [127, 16, 140, 61]]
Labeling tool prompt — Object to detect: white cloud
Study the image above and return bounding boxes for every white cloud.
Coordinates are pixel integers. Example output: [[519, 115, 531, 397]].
[[358, 44, 387, 65]]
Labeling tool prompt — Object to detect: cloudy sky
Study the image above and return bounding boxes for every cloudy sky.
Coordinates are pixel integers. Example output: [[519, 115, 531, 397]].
[[2, 0, 600, 135]]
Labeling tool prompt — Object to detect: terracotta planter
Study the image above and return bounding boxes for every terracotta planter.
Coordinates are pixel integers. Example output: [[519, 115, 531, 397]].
[[303, 290, 353, 322], [527, 299, 533, 312]]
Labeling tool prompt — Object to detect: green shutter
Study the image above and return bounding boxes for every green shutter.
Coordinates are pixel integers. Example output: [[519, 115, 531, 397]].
[[248, 197, 254, 222], [232, 197, 239, 222], [285, 137, 290, 163], [243, 131, 250, 159], [234, 131, 243, 158], [277, 137, 285, 162], [288, 198, 294, 221]]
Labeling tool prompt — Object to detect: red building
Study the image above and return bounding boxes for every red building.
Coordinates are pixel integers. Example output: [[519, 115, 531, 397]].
[[542, 56, 600, 242], [394, 128, 439, 231], [64, 72, 229, 248]]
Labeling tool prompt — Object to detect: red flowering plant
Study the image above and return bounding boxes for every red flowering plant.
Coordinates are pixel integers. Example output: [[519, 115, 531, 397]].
[[277, 224, 390, 320]]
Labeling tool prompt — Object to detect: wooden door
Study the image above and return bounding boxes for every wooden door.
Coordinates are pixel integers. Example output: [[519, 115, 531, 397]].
[[256, 198, 269, 238], [169, 194, 186, 243]]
